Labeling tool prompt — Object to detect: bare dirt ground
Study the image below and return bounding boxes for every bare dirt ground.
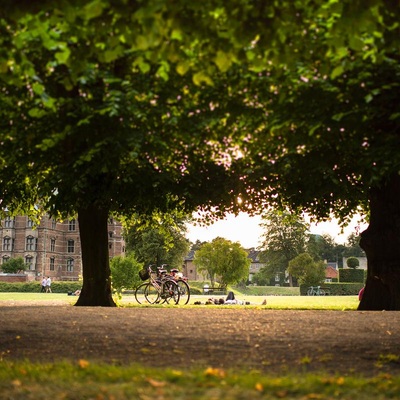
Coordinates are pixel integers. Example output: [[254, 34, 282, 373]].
[[1, 302, 400, 376]]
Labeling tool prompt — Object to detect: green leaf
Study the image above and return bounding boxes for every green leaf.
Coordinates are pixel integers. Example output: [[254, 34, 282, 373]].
[[330, 65, 344, 79], [55, 47, 71, 64], [214, 50, 233, 72], [83, 0, 104, 20]]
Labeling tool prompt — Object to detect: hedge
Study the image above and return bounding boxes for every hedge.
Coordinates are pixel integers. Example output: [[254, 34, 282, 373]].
[[300, 282, 364, 296], [0, 281, 82, 293], [339, 268, 364, 283]]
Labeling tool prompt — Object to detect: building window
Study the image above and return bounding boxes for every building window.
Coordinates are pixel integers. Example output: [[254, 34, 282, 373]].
[[52, 219, 57, 229], [4, 216, 14, 228], [27, 218, 34, 228], [26, 236, 37, 251], [25, 256, 34, 270], [67, 240, 74, 253], [2, 256, 9, 264], [68, 219, 76, 231], [67, 258, 74, 272], [109, 242, 112, 250], [50, 239, 56, 252], [49, 257, 55, 271], [3, 236, 11, 251], [109, 231, 113, 238]]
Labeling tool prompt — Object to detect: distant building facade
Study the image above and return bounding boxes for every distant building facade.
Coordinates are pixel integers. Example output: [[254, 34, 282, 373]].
[[0, 215, 125, 281]]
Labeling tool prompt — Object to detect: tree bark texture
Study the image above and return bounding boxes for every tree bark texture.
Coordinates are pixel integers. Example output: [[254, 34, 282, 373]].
[[74, 206, 116, 307], [358, 175, 400, 310]]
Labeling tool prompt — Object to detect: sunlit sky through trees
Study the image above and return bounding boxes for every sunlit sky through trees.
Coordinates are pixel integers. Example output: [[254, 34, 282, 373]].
[[186, 213, 368, 248]]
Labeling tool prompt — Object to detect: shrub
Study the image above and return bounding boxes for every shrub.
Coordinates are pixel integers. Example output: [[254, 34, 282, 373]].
[[1, 257, 27, 273], [0, 281, 82, 293], [346, 257, 360, 269], [300, 282, 364, 296], [339, 268, 364, 283]]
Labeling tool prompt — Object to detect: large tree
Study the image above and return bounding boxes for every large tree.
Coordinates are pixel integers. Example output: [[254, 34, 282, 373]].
[[0, 3, 250, 306], [1, 1, 399, 309]]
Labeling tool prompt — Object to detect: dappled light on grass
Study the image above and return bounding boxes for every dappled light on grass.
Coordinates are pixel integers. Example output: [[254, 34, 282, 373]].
[[0, 361, 399, 399]]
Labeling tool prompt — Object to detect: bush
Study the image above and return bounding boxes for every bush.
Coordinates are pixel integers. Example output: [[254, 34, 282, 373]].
[[300, 282, 364, 296], [346, 257, 360, 269], [1, 257, 27, 273], [339, 268, 364, 283], [0, 281, 82, 293]]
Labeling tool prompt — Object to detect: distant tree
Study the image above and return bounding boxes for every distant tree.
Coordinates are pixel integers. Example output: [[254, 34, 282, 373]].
[[193, 237, 250, 287], [259, 210, 309, 286], [190, 240, 205, 252], [110, 253, 143, 296], [344, 233, 366, 258], [346, 257, 360, 269], [251, 269, 271, 287], [307, 233, 346, 267], [287, 253, 326, 286], [124, 213, 190, 269], [1, 257, 26, 274]]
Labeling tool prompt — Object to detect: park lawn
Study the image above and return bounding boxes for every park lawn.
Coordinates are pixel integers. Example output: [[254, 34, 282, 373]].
[[0, 360, 399, 399], [0, 292, 360, 310]]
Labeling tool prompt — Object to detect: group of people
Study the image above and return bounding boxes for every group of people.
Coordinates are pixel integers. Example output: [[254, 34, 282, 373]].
[[40, 276, 52, 293]]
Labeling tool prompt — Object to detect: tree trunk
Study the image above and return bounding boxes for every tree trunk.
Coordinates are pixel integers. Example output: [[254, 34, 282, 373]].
[[358, 175, 400, 310], [74, 206, 116, 307]]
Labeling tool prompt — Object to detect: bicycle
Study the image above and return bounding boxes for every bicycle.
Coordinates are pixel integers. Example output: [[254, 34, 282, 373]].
[[167, 268, 191, 305], [307, 286, 325, 296], [135, 265, 180, 305]]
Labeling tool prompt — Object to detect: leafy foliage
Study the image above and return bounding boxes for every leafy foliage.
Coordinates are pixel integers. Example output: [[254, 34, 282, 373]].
[[193, 237, 250, 287], [346, 257, 360, 269], [258, 210, 309, 284], [124, 213, 190, 269], [1, 257, 26, 273], [110, 253, 143, 295], [288, 253, 326, 286]]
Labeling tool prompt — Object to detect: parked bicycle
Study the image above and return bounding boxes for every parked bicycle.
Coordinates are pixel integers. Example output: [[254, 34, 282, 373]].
[[164, 267, 191, 305], [135, 265, 180, 305], [307, 286, 326, 296]]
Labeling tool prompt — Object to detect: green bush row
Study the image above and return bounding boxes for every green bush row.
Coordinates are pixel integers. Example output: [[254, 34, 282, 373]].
[[339, 268, 364, 283], [300, 282, 364, 296], [0, 281, 82, 293]]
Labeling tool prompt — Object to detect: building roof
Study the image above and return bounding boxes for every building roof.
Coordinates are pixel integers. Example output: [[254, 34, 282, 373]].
[[325, 266, 338, 279]]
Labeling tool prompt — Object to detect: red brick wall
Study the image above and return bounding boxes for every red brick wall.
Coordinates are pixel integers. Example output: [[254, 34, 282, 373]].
[[0, 274, 27, 283]]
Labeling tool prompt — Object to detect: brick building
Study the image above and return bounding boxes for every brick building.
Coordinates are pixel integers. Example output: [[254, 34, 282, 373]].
[[0, 215, 125, 281]]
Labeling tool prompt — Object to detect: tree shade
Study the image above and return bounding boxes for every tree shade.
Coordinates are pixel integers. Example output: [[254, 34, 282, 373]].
[[0, 1, 399, 308]]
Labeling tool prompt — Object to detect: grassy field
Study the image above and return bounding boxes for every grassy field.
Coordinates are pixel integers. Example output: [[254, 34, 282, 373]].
[[1, 360, 399, 399], [0, 292, 360, 310]]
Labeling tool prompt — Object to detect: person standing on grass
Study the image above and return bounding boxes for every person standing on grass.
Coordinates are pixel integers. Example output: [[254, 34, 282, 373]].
[[46, 276, 52, 293], [41, 277, 47, 293]]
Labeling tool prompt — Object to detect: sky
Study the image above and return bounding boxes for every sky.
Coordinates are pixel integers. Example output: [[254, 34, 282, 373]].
[[186, 212, 368, 248]]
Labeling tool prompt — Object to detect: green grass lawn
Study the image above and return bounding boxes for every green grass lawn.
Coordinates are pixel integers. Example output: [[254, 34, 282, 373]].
[[0, 292, 360, 310], [1, 360, 399, 399]]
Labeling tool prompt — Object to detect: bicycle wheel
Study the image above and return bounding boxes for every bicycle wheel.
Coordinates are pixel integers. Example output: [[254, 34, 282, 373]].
[[161, 280, 180, 305], [144, 283, 160, 304], [134, 282, 150, 304], [176, 280, 190, 305], [307, 288, 313, 296]]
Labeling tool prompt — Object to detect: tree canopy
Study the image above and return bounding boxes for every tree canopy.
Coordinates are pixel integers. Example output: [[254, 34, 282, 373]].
[[287, 253, 326, 287], [259, 210, 308, 286], [193, 237, 250, 287], [0, 1, 399, 308]]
